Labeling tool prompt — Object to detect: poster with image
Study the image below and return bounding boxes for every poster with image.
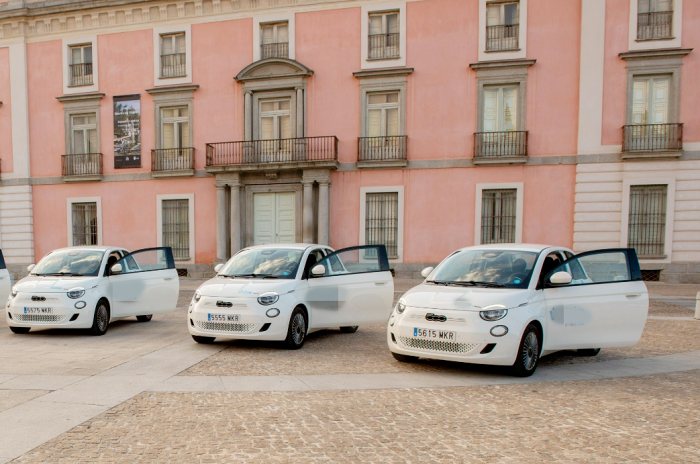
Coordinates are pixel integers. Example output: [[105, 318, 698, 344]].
[[113, 95, 141, 168]]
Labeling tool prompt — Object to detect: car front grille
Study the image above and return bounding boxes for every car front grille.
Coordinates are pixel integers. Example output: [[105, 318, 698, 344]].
[[12, 313, 66, 323], [195, 320, 257, 333], [399, 336, 478, 354]]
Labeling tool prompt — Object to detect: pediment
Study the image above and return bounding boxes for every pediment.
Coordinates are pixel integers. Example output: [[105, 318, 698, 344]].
[[236, 58, 314, 82]]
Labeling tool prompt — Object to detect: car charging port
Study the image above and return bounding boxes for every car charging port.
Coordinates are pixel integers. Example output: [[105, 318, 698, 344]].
[[480, 343, 497, 354]]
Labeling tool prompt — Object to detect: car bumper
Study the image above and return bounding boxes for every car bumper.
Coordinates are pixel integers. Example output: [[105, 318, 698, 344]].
[[6, 294, 96, 330], [386, 308, 521, 366]]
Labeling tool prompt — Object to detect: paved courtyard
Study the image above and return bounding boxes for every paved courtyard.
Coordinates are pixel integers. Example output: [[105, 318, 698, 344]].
[[1, 279, 699, 463]]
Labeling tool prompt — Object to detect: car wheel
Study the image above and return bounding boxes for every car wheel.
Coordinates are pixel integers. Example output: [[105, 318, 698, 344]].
[[136, 315, 153, 322], [284, 307, 307, 350], [577, 348, 601, 356], [511, 324, 540, 377], [339, 325, 359, 334], [9, 326, 30, 334], [89, 300, 110, 336], [391, 352, 418, 363], [192, 335, 215, 344]]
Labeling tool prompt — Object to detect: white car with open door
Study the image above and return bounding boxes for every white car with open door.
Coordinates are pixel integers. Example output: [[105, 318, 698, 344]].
[[0, 249, 12, 307], [387, 244, 648, 376], [188, 244, 394, 348], [6, 246, 179, 335]]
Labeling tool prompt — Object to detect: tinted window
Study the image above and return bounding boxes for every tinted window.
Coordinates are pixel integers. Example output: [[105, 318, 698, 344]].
[[428, 249, 538, 289], [219, 248, 303, 279], [32, 249, 105, 277], [549, 250, 631, 286]]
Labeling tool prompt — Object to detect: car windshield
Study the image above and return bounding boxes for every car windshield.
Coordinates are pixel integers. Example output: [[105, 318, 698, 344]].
[[31, 249, 105, 277], [427, 249, 538, 289], [219, 248, 304, 279]]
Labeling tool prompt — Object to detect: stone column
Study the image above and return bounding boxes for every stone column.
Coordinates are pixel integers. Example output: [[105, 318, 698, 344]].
[[244, 91, 253, 141], [216, 184, 228, 261], [318, 180, 330, 245], [296, 88, 304, 138], [302, 181, 314, 243], [229, 181, 242, 255]]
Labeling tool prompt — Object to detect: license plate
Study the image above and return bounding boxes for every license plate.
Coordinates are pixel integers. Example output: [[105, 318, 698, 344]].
[[207, 313, 239, 322], [24, 307, 52, 315], [413, 327, 456, 340]]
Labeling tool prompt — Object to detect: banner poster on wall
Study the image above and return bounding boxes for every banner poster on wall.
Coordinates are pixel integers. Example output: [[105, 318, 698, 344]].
[[113, 95, 142, 168]]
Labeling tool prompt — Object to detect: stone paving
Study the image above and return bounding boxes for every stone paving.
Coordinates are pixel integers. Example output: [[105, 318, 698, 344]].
[[2, 279, 700, 463]]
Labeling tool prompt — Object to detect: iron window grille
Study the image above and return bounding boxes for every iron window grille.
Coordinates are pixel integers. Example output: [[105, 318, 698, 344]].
[[628, 184, 667, 258], [481, 189, 517, 244], [162, 199, 190, 260], [72, 202, 98, 246], [365, 192, 399, 259]]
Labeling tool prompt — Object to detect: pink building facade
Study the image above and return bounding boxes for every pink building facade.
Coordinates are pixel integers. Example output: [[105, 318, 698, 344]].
[[0, 0, 697, 281]]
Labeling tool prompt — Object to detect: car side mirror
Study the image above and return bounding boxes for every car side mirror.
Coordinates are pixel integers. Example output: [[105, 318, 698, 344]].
[[214, 263, 224, 273], [548, 271, 572, 286], [310, 264, 326, 277], [27, 264, 35, 273], [111, 263, 123, 274], [420, 267, 434, 279]]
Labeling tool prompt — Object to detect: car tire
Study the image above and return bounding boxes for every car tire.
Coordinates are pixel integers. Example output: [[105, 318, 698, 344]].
[[9, 326, 30, 334], [284, 307, 307, 350], [391, 352, 418, 363], [136, 315, 153, 322], [577, 348, 601, 356], [192, 335, 215, 344], [89, 300, 110, 336], [511, 323, 540, 377], [339, 325, 359, 334]]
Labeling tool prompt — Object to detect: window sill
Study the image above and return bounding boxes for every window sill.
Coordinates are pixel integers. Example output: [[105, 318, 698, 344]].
[[367, 56, 401, 62], [484, 48, 521, 53], [638, 255, 667, 261], [621, 151, 682, 160], [635, 36, 676, 42]]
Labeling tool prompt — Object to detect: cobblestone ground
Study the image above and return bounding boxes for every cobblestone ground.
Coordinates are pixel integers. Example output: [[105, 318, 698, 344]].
[[14, 370, 700, 464]]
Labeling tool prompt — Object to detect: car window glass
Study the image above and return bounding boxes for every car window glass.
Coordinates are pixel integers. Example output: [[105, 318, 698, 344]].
[[32, 249, 105, 277], [429, 249, 537, 288], [314, 245, 389, 277], [104, 252, 123, 276], [549, 251, 631, 286], [302, 249, 325, 278], [219, 248, 303, 279], [114, 248, 172, 274]]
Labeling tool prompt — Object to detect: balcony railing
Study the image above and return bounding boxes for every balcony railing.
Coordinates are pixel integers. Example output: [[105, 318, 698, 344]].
[[486, 24, 520, 51], [623, 123, 682, 153], [261, 42, 289, 59], [206, 136, 338, 167], [151, 147, 195, 173], [62, 153, 103, 178], [368, 33, 400, 60], [474, 131, 528, 160], [160, 53, 186, 78], [358, 136, 407, 163], [69, 63, 93, 86], [637, 11, 673, 40]]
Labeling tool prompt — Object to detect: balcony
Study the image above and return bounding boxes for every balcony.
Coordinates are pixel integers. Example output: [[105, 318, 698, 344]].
[[206, 136, 338, 172], [261, 42, 289, 59], [474, 131, 528, 163], [151, 147, 195, 177], [69, 63, 93, 87], [160, 53, 186, 78], [485, 24, 520, 52], [637, 11, 673, 41], [368, 33, 400, 60], [622, 123, 683, 157], [62, 153, 102, 181], [358, 136, 407, 168]]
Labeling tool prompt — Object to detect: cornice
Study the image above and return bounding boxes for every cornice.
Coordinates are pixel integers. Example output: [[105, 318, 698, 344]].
[[619, 48, 693, 61], [145, 83, 200, 94], [56, 92, 105, 103], [353, 67, 414, 79], [469, 58, 536, 70]]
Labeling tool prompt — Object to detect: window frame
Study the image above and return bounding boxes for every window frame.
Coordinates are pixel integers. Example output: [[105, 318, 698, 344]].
[[253, 13, 295, 62], [62, 36, 98, 94], [629, 0, 682, 50], [475, 183, 524, 245], [66, 197, 102, 247], [479, 0, 528, 61], [153, 25, 192, 87], [361, 2, 406, 70], [359, 186, 404, 263], [156, 194, 195, 264], [160, 106, 190, 149], [69, 113, 98, 155]]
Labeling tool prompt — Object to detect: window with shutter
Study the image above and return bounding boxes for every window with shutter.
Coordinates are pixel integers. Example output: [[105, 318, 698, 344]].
[[486, 1, 520, 51], [368, 11, 400, 60], [160, 32, 186, 78], [480, 189, 517, 244], [628, 185, 667, 257], [71, 202, 98, 246], [162, 199, 190, 260], [365, 192, 399, 259]]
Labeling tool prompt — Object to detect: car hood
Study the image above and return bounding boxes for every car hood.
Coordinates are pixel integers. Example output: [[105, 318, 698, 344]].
[[197, 277, 298, 298], [400, 283, 532, 311], [15, 276, 101, 293]]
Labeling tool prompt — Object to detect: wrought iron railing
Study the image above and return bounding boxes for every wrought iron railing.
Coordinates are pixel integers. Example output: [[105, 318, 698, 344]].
[[151, 147, 195, 172], [160, 53, 186, 78], [62, 153, 103, 177], [261, 42, 289, 59], [474, 131, 528, 159], [368, 33, 400, 59], [637, 11, 673, 40], [486, 24, 520, 51], [69, 63, 93, 86], [622, 123, 682, 153], [358, 136, 407, 162], [206, 136, 338, 166]]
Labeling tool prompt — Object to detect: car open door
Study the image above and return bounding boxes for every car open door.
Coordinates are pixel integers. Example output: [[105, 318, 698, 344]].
[[542, 248, 648, 351], [306, 245, 394, 328], [108, 247, 179, 317], [0, 249, 10, 306]]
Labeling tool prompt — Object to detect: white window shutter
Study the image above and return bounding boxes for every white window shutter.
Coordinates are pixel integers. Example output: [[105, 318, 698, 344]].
[[280, 114, 292, 139], [632, 79, 649, 125], [367, 109, 382, 137], [651, 77, 669, 124], [260, 116, 274, 140], [369, 15, 382, 35], [386, 108, 399, 136], [502, 87, 518, 131], [483, 89, 498, 132], [486, 5, 500, 26]]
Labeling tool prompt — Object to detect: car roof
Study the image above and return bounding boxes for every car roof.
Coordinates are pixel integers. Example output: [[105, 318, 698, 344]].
[[240, 243, 329, 252], [47, 246, 125, 254], [455, 243, 569, 253]]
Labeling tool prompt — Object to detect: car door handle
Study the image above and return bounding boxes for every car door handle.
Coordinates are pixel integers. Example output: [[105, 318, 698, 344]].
[[626, 293, 642, 298], [375, 281, 387, 286], [164, 277, 175, 281]]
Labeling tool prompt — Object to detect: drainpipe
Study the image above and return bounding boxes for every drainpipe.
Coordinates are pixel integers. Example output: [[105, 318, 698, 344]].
[[695, 291, 700, 320]]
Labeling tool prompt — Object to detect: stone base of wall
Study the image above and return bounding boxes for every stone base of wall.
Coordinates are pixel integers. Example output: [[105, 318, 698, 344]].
[[658, 262, 700, 284]]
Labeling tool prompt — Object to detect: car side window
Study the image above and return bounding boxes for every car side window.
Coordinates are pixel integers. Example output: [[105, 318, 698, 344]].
[[104, 251, 123, 276], [312, 245, 389, 277], [548, 250, 633, 287], [302, 249, 325, 279], [538, 252, 563, 286], [112, 248, 174, 275]]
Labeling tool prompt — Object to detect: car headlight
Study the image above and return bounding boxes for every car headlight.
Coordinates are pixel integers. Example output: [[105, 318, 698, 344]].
[[257, 292, 279, 306], [11, 286, 18, 298], [67, 287, 86, 299], [193, 291, 201, 303], [396, 299, 406, 314], [479, 305, 508, 321]]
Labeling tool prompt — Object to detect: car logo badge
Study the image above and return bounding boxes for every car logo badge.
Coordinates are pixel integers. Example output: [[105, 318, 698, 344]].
[[425, 313, 447, 322]]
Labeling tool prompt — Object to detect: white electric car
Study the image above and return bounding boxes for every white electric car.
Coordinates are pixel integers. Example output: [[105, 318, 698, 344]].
[[0, 250, 12, 307], [6, 246, 179, 335], [188, 244, 394, 348], [387, 244, 648, 376]]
